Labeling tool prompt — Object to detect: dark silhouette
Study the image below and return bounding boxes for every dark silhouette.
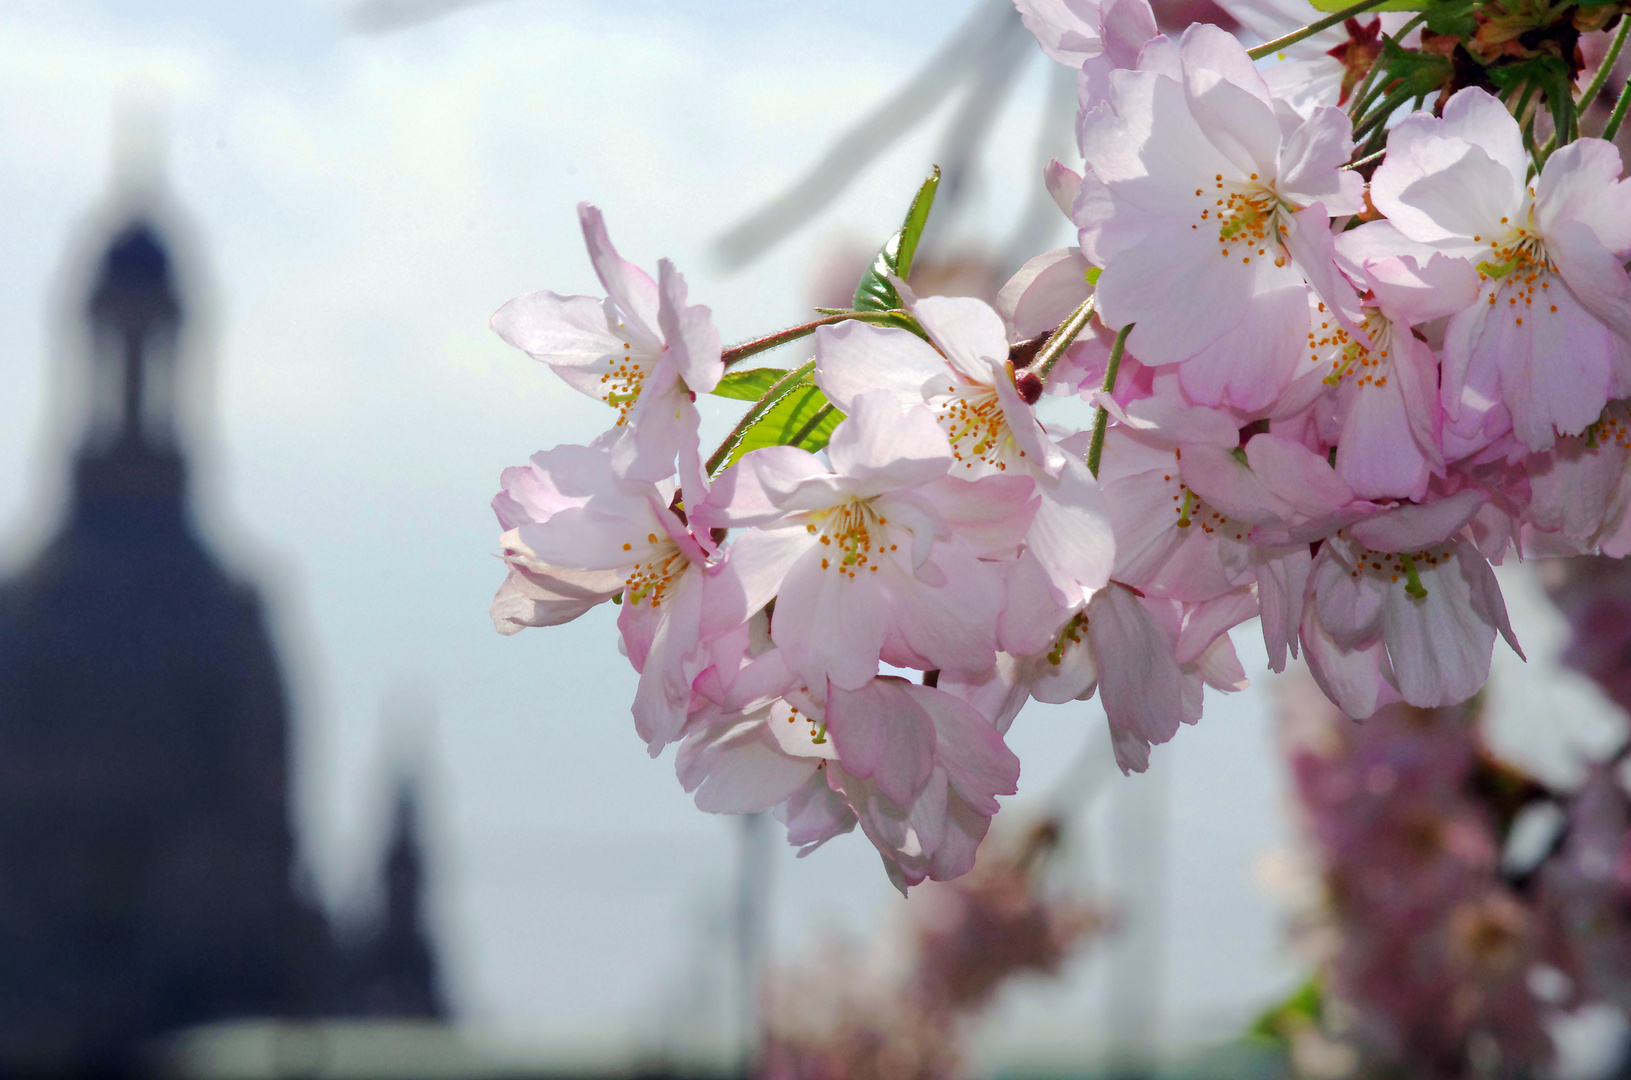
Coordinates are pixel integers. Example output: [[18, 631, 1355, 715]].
[[0, 216, 443, 1078], [338, 780, 448, 1019]]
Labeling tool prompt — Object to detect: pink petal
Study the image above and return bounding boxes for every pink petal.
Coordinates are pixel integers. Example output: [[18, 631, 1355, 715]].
[[677, 712, 820, 814], [826, 678, 938, 806], [914, 684, 1020, 814], [1348, 488, 1485, 551], [578, 202, 661, 344], [656, 258, 723, 393], [826, 392, 952, 495], [996, 248, 1093, 340], [814, 321, 948, 413]]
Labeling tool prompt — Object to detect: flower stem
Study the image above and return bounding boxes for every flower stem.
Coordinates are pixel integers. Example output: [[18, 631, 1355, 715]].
[[1031, 294, 1098, 383], [1602, 70, 1631, 143], [1246, 0, 1392, 62], [1578, 18, 1631, 127], [721, 310, 906, 369], [1352, 85, 1415, 145], [1344, 147, 1386, 171], [705, 361, 815, 476], [1086, 323, 1133, 479]]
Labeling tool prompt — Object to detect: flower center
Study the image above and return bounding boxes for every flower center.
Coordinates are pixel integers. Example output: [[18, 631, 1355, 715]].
[[1046, 613, 1088, 666], [1341, 537, 1456, 599], [1320, 310, 1396, 389], [624, 541, 688, 608], [1194, 173, 1293, 267], [808, 500, 895, 578], [598, 332, 648, 424], [778, 697, 829, 748], [936, 383, 1012, 471], [1583, 405, 1631, 449], [1163, 454, 1250, 541], [1477, 204, 1559, 332]]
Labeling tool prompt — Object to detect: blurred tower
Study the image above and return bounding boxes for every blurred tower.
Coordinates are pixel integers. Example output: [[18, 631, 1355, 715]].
[[335, 777, 447, 1018], [0, 219, 329, 1075], [0, 211, 441, 1075]]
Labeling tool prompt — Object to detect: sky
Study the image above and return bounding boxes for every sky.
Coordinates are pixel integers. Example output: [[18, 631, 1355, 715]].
[[0, 0, 1624, 1071]]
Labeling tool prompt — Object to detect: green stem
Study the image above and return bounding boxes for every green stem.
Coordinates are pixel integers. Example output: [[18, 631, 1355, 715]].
[[721, 310, 906, 369], [1352, 85, 1415, 145], [1602, 70, 1631, 143], [1085, 323, 1133, 479], [1031, 294, 1098, 382], [1578, 18, 1631, 124], [1348, 70, 1391, 125], [1247, 0, 1392, 61], [1344, 148, 1386, 171], [705, 360, 814, 476]]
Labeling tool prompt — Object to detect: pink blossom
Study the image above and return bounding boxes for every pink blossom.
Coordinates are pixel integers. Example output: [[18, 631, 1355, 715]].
[[1085, 378, 1352, 667], [1370, 88, 1631, 451], [1300, 494, 1522, 718], [814, 289, 1114, 607], [973, 578, 1250, 773], [1015, 0, 1160, 112], [679, 650, 1020, 891], [1524, 404, 1631, 554], [490, 203, 723, 494], [1075, 24, 1364, 408], [489, 434, 719, 753], [705, 391, 1038, 692], [1315, 222, 1482, 500]]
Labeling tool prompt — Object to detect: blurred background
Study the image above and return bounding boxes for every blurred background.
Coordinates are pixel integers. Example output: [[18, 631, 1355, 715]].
[[2, 1, 1630, 1077]]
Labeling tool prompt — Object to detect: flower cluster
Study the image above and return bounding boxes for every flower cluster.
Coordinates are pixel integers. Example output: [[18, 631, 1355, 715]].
[[757, 820, 1103, 1080], [1268, 648, 1631, 1078], [486, 0, 1631, 887], [1274, 681, 1562, 1077]]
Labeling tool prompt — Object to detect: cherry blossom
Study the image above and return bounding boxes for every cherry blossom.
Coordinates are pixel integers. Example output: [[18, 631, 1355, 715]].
[[480, 0, 1631, 890], [1370, 88, 1631, 452], [489, 433, 720, 753], [491, 203, 723, 495], [1300, 494, 1522, 719], [704, 392, 1037, 692], [1075, 23, 1364, 408], [814, 286, 1113, 607]]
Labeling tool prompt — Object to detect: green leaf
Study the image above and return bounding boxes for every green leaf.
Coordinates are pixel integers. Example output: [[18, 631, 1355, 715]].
[[1489, 54, 1575, 148], [1370, 34, 1455, 96], [718, 381, 845, 471], [1421, 0, 1480, 35], [853, 167, 941, 313], [710, 367, 790, 401], [1308, 0, 1417, 11], [1249, 976, 1324, 1045]]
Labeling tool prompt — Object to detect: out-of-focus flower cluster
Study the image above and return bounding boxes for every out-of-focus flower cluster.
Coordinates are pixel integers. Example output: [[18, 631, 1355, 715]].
[[484, 0, 1630, 887], [757, 821, 1105, 1080], [1267, 584, 1631, 1080]]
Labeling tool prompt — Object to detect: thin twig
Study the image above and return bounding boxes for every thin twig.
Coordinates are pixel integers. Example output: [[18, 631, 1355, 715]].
[[1247, 0, 1392, 62], [1578, 18, 1630, 123], [721, 310, 905, 369]]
